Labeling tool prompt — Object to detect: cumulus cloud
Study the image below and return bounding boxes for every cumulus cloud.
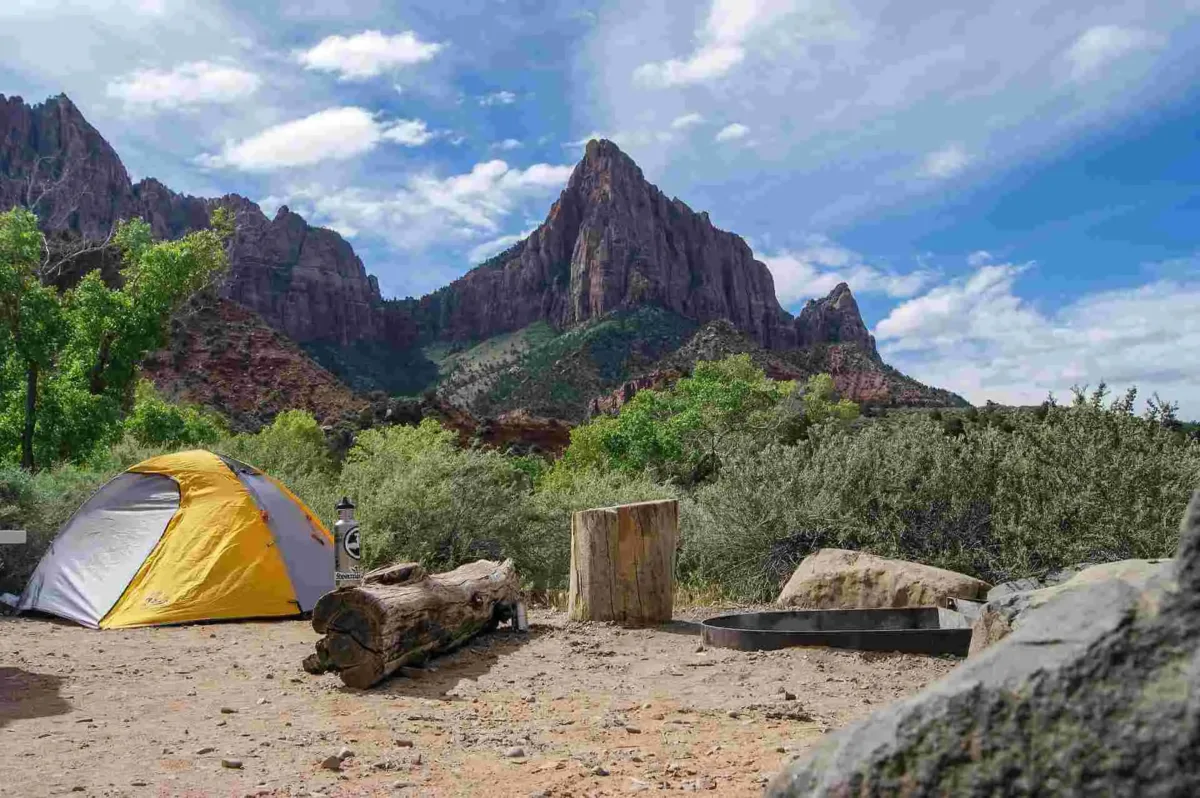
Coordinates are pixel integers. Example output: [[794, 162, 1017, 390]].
[[467, 227, 536, 264], [479, 90, 518, 106], [875, 261, 1200, 413], [670, 113, 705, 129], [275, 159, 573, 251], [382, 118, 433, 146], [198, 107, 433, 171], [634, 0, 849, 87], [105, 61, 260, 110], [296, 30, 443, 80], [715, 122, 750, 142], [920, 143, 971, 178], [1065, 25, 1159, 81], [761, 238, 934, 305]]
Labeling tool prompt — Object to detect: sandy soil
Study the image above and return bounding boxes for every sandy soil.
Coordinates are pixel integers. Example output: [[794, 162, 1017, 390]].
[[0, 608, 957, 798]]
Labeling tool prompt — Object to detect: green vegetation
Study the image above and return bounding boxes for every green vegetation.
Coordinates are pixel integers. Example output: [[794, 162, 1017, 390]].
[[478, 306, 699, 420], [4, 329, 1197, 606], [303, 338, 439, 397], [0, 206, 231, 469]]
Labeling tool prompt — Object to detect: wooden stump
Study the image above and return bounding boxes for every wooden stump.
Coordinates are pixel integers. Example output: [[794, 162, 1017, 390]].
[[304, 558, 520, 688], [568, 499, 678, 626]]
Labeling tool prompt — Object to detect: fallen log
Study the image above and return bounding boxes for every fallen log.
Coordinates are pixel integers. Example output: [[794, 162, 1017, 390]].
[[303, 558, 521, 688]]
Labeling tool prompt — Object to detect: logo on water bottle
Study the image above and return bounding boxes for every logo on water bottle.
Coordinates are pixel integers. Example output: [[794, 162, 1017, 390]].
[[343, 527, 361, 560]]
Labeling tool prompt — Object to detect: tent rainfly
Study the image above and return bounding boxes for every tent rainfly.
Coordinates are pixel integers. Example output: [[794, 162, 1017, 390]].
[[18, 450, 334, 628]]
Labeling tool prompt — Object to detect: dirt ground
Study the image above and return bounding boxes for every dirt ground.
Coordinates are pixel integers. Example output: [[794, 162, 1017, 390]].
[[1, 608, 957, 798]]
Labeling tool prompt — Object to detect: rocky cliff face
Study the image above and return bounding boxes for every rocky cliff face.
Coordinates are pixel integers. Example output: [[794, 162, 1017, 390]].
[[0, 94, 392, 347], [421, 139, 796, 349], [795, 282, 877, 355]]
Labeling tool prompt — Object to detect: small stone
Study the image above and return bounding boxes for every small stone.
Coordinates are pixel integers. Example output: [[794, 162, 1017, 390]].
[[695, 645, 705, 653], [196, 746, 215, 755], [265, 673, 274, 679], [71, 788, 85, 793], [726, 710, 740, 719], [221, 758, 243, 769], [320, 755, 342, 771], [778, 689, 796, 701], [628, 778, 652, 793], [394, 738, 414, 748], [337, 746, 354, 760], [256, 698, 268, 706], [131, 780, 148, 787], [216, 720, 227, 727], [528, 792, 550, 798], [220, 707, 237, 714], [592, 765, 610, 776], [624, 725, 641, 734], [504, 746, 526, 759]]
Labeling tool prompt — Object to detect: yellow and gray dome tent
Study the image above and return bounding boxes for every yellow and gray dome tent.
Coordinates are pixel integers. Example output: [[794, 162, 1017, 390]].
[[17, 450, 334, 628]]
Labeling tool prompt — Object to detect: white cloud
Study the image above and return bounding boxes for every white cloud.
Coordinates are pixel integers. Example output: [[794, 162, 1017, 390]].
[[198, 107, 432, 171], [634, 0, 849, 88], [1065, 25, 1159, 81], [276, 160, 574, 252], [105, 61, 260, 111], [467, 227, 536, 263], [296, 30, 443, 81], [967, 250, 994, 267], [492, 138, 523, 151], [479, 90, 518, 106], [762, 238, 934, 305], [715, 122, 750, 142], [670, 113, 705, 129], [876, 262, 1200, 413], [920, 143, 971, 178], [382, 118, 433, 146]]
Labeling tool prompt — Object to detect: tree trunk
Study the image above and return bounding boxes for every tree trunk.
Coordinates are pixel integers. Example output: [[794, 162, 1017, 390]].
[[304, 558, 521, 689], [20, 361, 37, 471], [568, 499, 678, 626]]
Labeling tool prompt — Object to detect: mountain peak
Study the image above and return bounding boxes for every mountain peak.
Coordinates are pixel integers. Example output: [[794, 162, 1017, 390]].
[[797, 282, 877, 356]]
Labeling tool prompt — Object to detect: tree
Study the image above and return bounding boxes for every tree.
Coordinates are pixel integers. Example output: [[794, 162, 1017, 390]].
[[0, 207, 232, 469], [560, 355, 802, 484]]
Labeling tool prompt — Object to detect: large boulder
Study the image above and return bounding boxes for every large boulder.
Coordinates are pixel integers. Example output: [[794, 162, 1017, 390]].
[[776, 549, 990, 609], [767, 492, 1200, 797], [969, 558, 1172, 655]]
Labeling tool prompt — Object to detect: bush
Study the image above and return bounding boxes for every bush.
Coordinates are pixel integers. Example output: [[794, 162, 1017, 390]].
[[339, 419, 534, 575], [684, 396, 1200, 602], [124, 380, 225, 448]]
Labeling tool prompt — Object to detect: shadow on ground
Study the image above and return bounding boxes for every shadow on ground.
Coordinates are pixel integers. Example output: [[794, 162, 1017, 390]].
[[337, 625, 551, 699], [0, 667, 72, 728]]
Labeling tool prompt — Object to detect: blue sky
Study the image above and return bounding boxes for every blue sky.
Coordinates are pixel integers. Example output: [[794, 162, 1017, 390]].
[[2, 0, 1200, 412]]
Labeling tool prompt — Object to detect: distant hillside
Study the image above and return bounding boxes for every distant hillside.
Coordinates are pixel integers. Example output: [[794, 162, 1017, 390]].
[[2, 92, 967, 430]]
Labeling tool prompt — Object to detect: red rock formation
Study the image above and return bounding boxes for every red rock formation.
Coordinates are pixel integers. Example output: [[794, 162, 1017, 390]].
[[795, 282, 877, 355], [420, 139, 796, 349], [142, 297, 369, 432]]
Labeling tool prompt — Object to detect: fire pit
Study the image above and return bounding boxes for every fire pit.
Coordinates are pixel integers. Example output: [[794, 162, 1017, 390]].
[[700, 607, 972, 656]]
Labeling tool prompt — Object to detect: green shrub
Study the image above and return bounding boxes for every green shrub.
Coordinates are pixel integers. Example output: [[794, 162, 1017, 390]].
[[339, 419, 534, 575], [683, 394, 1200, 602], [124, 380, 225, 448]]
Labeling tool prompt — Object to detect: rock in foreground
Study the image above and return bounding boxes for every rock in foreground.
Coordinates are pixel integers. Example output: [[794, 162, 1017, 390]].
[[776, 549, 990, 609], [968, 558, 1172, 656], [768, 493, 1200, 797]]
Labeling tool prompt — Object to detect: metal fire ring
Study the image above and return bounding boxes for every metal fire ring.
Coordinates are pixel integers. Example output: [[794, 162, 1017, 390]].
[[700, 608, 972, 657]]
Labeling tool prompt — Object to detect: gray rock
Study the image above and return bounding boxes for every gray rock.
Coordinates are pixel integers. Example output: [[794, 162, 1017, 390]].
[[768, 492, 1200, 797], [336, 746, 354, 760], [504, 746, 526, 759], [986, 562, 1097, 600], [220, 759, 242, 769], [320, 755, 342, 771]]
